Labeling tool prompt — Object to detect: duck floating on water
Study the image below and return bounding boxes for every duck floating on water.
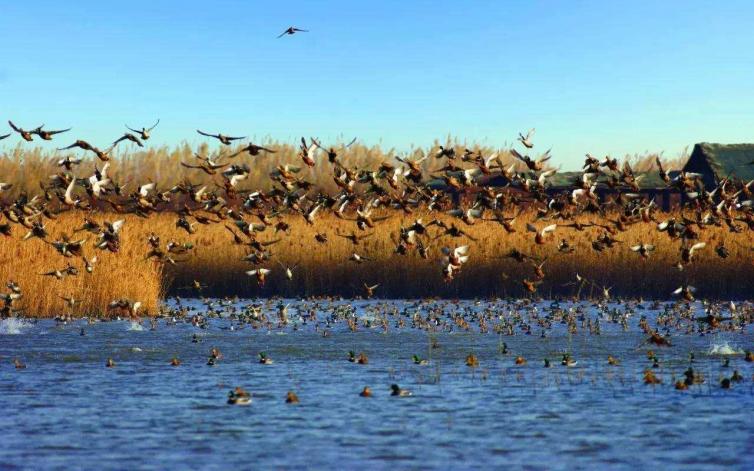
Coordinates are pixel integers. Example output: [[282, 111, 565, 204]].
[[390, 384, 412, 397], [561, 353, 577, 367], [643, 370, 661, 384], [228, 387, 252, 405], [259, 352, 273, 365], [285, 391, 299, 404]]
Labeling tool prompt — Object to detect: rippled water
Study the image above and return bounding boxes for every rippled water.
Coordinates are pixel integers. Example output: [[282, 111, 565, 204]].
[[1, 300, 753, 470]]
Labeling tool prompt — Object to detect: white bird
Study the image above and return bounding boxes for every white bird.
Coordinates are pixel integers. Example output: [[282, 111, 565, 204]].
[[571, 184, 598, 203], [90, 178, 110, 199], [441, 245, 469, 267], [518, 128, 535, 148], [139, 182, 156, 197], [630, 243, 655, 258], [304, 204, 322, 225], [83, 255, 98, 273], [229, 173, 248, 187], [277, 262, 297, 281], [349, 253, 370, 263], [63, 178, 81, 206], [526, 223, 557, 244]]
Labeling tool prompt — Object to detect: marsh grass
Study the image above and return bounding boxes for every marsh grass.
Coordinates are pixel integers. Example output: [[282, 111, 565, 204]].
[[0, 141, 734, 317], [0, 139, 687, 199], [0, 215, 164, 318], [2, 209, 751, 318], [173, 210, 754, 299]]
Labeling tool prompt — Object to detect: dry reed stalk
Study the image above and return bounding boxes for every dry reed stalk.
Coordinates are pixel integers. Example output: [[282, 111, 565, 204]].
[[0, 140, 682, 199], [1, 206, 747, 318], [0, 214, 164, 318]]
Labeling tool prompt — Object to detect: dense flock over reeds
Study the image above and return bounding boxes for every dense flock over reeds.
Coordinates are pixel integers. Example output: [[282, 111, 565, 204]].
[[0, 127, 749, 318]]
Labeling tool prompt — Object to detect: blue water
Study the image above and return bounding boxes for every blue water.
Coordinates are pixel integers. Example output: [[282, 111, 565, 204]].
[[1, 299, 753, 470]]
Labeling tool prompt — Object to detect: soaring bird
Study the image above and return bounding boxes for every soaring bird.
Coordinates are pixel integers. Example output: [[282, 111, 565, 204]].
[[8, 120, 42, 141], [518, 128, 535, 149], [58, 140, 112, 161], [181, 153, 228, 175], [112, 132, 144, 148], [229, 142, 276, 158], [311, 137, 356, 163], [278, 26, 308, 38], [511, 148, 551, 172], [33, 126, 71, 141], [125, 119, 160, 140], [197, 130, 246, 145]]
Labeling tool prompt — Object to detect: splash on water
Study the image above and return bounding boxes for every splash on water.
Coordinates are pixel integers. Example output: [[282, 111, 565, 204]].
[[707, 341, 743, 355], [0, 318, 31, 335], [127, 322, 144, 331]]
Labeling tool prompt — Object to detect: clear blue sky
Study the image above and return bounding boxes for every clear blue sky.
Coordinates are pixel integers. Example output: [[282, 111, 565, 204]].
[[1, 0, 753, 167]]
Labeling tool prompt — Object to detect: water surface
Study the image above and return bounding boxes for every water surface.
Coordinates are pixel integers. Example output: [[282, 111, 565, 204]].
[[1, 299, 753, 470]]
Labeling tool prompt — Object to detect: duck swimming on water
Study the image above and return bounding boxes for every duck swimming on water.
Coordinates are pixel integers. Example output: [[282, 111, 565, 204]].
[[259, 352, 273, 365], [390, 384, 412, 397], [228, 387, 252, 405]]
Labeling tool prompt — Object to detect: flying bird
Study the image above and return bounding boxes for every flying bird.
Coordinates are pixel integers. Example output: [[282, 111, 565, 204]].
[[8, 120, 42, 141], [33, 126, 72, 141], [197, 130, 246, 145], [278, 26, 308, 38], [125, 119, 160, 140]]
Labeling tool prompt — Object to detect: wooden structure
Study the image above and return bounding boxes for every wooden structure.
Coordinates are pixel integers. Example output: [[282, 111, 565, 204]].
[[682, 143, 754, 188]]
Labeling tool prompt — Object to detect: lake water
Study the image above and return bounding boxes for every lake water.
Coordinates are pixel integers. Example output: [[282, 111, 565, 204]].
[[1, 299, 753, 470]]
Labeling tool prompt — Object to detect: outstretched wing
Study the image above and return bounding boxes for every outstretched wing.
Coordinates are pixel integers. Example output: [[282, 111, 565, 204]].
[[197, 129, 217, 138]]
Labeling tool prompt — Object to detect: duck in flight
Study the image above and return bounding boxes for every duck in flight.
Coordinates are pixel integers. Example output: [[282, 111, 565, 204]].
[[278, 26, 308, 38], [8, 120, 43, 141], [125, 119, 159, 140], [197, 129, 246, 145], [33, 125, 72, 141], [228, 142, 276, 158]]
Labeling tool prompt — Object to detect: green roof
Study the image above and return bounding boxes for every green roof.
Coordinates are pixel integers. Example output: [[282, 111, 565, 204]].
[[684, 143, 754, 184]]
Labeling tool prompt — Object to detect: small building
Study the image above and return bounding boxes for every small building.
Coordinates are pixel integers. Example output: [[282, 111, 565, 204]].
[[682, 143, 754, 188]]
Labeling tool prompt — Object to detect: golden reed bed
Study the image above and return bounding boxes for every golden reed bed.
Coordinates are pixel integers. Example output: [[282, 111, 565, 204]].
[[0, 215, 165, 317], [1, 210, 752, 318], [0, 139, 687, 201]]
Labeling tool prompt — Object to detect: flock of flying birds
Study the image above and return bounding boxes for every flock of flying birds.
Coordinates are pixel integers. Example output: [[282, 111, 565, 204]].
[[1, 116, 754, 319], [2, 117, 754, 397]]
